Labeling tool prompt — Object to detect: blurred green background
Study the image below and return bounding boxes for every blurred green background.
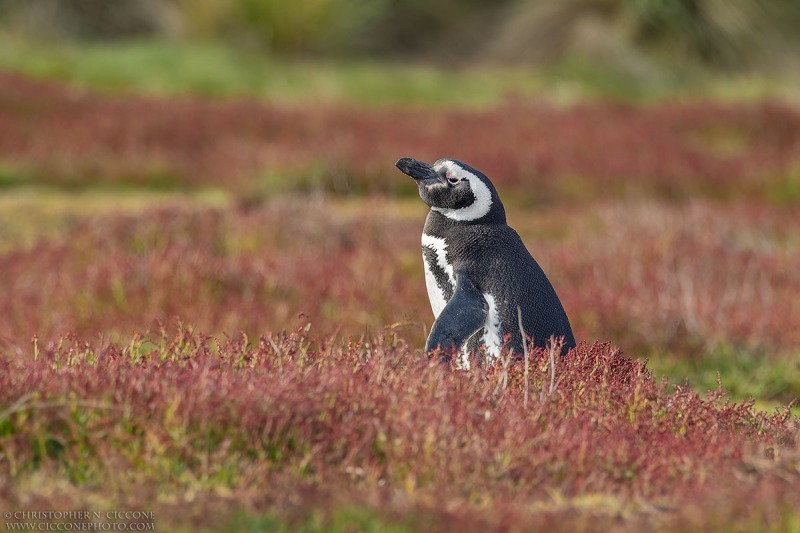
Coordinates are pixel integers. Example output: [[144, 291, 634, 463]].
[[1, 0, 799, 103]]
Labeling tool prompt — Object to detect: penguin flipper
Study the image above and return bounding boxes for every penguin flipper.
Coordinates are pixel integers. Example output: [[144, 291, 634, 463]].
[[425, 272, 488, 360]]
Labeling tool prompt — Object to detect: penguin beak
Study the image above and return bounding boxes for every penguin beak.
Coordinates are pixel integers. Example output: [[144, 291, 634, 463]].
[[396, 158, 439, 185]]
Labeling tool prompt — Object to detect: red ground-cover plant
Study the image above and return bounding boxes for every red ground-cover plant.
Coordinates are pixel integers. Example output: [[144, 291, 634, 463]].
[[0, 199, 424, 345], [552, 201, 800, 354], [2, 72, 800, 200], [2, 199, 798, 359], [1, 328, 798, 531]]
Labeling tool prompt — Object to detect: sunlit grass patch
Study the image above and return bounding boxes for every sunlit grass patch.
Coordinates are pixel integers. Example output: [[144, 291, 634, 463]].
[[766, 167, 800, 206], [648, 344, 800, 410], [0, 187, 228, 252], [0, 37, 266, 98], [0, 163, 34, 188]]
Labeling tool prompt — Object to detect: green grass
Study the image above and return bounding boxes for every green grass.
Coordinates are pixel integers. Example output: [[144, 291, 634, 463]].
[[648, 344, 800, 416], [767, 167, 800, 206], [0, 34, 549, 106], [1, 34, 798, 106], [226, 507, 412, 533]]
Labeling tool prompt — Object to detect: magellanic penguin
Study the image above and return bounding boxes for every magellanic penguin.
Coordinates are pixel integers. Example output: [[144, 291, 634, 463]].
[[396, 157, 576, 369]]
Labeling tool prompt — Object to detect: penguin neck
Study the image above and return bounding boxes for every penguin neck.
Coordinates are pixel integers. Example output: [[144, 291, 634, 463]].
[[423, 205, 506, 236]]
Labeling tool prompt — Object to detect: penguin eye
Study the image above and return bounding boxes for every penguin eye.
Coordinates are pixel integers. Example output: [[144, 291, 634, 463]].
[[447, 176, 461, 185]]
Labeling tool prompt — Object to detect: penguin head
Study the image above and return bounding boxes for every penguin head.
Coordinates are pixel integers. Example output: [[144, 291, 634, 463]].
[[395, 157, 506, 223]]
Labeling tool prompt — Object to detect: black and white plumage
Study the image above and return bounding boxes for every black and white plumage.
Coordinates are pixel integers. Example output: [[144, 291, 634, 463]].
[[396, 157, 576, 368]]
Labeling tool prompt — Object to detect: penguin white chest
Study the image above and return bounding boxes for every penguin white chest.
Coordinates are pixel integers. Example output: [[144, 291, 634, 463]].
[[480, 293, 502, 363], [420, 234, 455, 318]]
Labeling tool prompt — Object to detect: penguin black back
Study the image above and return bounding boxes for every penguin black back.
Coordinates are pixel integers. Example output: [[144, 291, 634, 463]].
[[396, 157, 575, 368]]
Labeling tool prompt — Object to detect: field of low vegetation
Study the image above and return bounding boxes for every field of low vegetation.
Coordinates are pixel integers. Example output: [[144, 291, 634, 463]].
[[1, 29, 799, 532]]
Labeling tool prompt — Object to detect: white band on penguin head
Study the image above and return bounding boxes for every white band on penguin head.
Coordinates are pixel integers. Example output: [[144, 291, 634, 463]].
[[431, 160, 493, 222]]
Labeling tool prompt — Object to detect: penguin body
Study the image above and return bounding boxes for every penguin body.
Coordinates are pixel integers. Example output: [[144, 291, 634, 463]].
[[396, 157, 575, 368]]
